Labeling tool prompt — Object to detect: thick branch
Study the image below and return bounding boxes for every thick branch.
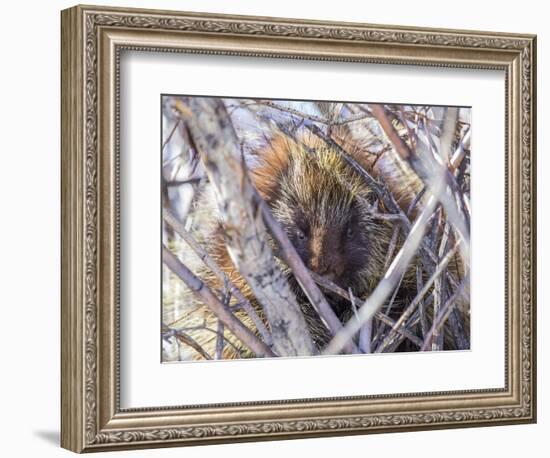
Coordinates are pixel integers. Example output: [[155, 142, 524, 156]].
[[173, 97, 317, 357]]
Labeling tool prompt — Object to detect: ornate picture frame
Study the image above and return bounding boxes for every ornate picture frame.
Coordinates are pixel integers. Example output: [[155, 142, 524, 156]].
[[61, 4, 536, 453]]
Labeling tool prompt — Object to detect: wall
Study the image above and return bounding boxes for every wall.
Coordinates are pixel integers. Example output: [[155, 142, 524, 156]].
[[0, 0, 546, 456]]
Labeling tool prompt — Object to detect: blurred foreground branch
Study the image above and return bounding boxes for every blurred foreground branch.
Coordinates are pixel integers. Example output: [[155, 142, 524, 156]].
[[172, 97, 318, 357]]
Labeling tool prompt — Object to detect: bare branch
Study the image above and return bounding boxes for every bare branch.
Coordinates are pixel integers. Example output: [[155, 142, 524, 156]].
[[247, 100, 373, 125], [421, 281, 468, 351], [215, 320, 225, 360], [162, 325, 213, 360]]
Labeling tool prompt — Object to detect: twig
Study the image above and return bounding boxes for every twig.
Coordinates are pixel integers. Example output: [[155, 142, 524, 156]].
[[421, 281, 467, 351], [172, 324, 245, 356], [215, 320, 225, 360], [249, 100, 373, 126], [162, 118, 181, 151], [417, 265, 428, 338], [162, 326, 213, 360], [164, 177, 204, 187], [384, 223, 401, 271], [348, 288, 371, 353], [407, 186, 427, 216], [162, 245, 275, 358]]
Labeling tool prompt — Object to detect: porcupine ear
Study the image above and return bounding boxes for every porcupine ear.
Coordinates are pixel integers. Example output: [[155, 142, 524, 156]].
[[249, 131, 294, 203]]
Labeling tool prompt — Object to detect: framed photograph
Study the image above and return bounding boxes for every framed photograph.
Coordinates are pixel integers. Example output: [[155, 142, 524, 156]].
[[61, 4, 537, 453]]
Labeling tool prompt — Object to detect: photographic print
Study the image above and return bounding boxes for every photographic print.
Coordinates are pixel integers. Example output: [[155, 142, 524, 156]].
[[161, 96, 471, 362], [61, 6, 536, 450]]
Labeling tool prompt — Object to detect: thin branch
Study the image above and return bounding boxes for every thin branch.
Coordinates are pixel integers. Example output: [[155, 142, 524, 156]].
[[172, 324, 245, 356], [248, 100, 373, 126], [162, 118, 181, 151], [162, 325, 213, 360], [164, 177, 204, 187], [215, 320, 225, 360], [421, 281, 468, 351], [417, 265, 428, 338], [384, 223, 401, 271]]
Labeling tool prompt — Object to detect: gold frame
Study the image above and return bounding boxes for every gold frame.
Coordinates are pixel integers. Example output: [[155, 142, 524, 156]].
[[61, 4, 537, 453]]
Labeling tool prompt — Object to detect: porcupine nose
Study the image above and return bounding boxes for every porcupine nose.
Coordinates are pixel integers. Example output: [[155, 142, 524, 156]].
[[308, 229, 342, 281], [310, 257, 329, 275], [309, 254, 340, 281]]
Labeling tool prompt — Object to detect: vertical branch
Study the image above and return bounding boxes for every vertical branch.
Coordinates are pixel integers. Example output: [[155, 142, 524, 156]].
[[430, 217, 448, 351], [215, 320, 225, 360]]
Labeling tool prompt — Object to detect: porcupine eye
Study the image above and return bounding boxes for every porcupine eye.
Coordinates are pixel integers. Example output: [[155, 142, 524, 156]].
[[296, 228, 307, 241], [345, 226, 354, 240]]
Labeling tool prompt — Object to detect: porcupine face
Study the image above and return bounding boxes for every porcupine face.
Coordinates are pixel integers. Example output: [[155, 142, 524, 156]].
[[266, 143, 389, 299]]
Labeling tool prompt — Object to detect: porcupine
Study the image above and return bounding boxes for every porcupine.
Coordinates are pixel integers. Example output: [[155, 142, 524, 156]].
[[164, 128, 467, 361]]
